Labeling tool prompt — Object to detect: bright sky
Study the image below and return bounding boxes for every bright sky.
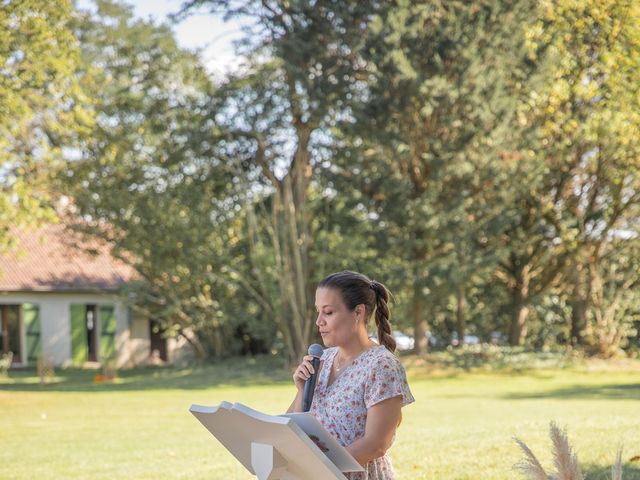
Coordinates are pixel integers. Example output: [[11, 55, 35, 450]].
[[76, 0, 247, 79]]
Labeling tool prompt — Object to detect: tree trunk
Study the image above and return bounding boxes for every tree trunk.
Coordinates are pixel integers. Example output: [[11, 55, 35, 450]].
[[455, 286, 466, 348], [509, 301, 530, 346], [508, 265, 531, 346], [178, 327, 208, 360], [412, 283, 428, 354], [409, 226, 430, 355], [258, 121, 314, 367], [585, 252, 623, 357], [569, 260, 588, 346]]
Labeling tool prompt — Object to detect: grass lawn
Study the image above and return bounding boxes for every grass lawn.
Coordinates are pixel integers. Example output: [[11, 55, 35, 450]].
[[1, 353, 640, 479]]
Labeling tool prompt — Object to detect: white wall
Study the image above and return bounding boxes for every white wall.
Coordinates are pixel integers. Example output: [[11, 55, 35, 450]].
[[119, 313, 151, 367], [0, 292, 126, 367], [0, 291, 192, 367]]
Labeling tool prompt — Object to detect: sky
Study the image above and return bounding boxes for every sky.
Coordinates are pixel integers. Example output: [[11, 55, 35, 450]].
[[76, 0, 247, 79]]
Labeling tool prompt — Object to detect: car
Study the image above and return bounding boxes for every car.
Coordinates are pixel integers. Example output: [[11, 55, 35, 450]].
[[425, 332, 441, 347], [490, 331, 507, 345], [450, 332, 480, 346], [392, 330, 415, 351]]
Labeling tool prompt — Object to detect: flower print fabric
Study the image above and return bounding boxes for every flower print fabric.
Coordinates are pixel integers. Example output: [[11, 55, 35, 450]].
[[309, 345, 415, 480]]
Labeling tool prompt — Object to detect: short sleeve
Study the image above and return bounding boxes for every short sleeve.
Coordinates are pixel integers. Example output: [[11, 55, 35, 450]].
[[364, 352, 415, 409]]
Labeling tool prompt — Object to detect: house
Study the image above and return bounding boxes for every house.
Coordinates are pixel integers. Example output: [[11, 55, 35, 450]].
[[0, 223, 188, 368]]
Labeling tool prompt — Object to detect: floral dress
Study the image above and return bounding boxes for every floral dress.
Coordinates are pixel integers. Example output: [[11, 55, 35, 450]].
[[309, 345, 415, 480]]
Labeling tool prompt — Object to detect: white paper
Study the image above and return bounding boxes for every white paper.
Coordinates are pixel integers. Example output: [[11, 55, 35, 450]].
[[279, 412, 364, 472]]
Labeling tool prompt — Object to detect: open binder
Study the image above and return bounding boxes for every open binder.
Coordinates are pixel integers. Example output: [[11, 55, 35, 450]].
[[190, 401, 364, 480]]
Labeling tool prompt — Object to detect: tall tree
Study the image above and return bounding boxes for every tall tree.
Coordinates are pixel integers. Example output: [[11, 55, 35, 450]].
[[335, 0, 538, 352], [64, 0, 249, 358], [179, 0, 375, 363], [522, 0, 640, 354], [0, 0, 92, 250]]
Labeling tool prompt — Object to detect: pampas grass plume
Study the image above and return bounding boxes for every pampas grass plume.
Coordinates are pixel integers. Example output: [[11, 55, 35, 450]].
[[516, 423, 627, 480], [514, 436, 548, 480], [612, 448, 623, 480], [549, 422, 584, 480]]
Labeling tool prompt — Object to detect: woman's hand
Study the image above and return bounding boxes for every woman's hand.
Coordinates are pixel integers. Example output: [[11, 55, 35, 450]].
[[293, 355, 316, 392]]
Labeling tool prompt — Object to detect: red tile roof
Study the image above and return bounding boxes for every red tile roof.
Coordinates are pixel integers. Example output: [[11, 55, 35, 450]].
[[0, 223, 137, 292]]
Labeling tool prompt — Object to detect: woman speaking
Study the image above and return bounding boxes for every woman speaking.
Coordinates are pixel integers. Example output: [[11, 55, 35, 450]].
[[287, 271, 414, 480]]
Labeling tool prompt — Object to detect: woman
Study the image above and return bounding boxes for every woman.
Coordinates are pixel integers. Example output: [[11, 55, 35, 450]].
[[287, 271, 414, 480]]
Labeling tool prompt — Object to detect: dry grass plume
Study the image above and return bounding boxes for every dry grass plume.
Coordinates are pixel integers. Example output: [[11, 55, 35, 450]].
[[514, 422, 625, 480]]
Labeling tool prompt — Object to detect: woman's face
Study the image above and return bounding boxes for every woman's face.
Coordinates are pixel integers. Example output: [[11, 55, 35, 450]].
[[315, 287, 363, 347]]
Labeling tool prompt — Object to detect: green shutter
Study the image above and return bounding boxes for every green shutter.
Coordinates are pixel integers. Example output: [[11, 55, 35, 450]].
[[70, 304, 87, 365], [23, 304, 41, 363], [99, 305, 116, 361]]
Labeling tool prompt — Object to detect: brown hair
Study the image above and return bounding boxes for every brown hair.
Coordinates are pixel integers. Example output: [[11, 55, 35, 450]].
[[318, 271, 396, 353]]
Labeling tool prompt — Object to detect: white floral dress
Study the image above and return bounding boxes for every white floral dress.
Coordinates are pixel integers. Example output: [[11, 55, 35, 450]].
[[309, 345, 415, 480]]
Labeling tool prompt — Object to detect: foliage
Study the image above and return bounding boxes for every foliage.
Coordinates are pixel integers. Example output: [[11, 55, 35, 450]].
[[415, 344, 584, 373], [176, 0, 381, 363], [516, 0, 640, 354], [4, 0, 639, 360], [63, 0, 262, 358], [0, 0, 93, 249], [326, 0, 544, 350]]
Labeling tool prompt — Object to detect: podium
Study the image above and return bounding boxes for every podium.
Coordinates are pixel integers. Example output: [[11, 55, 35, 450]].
[[190, 402, 364, 480]]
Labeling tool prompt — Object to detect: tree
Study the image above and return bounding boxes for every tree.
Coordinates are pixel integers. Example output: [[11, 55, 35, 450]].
[[0, 0, 92, 250], [64, 0, 252, 358], [179, 0, 376, 363], [515, 0, 640, 353], [332, 0, 539, 352]]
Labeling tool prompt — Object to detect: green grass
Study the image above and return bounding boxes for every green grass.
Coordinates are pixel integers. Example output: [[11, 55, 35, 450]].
[[2, 354, 640, 480]]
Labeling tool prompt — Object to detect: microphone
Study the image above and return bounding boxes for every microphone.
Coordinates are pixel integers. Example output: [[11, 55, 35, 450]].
[[302, 343, 324, 412]]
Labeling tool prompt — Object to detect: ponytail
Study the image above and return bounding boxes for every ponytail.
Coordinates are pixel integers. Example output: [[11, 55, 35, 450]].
[[370, 281, 396, 353]]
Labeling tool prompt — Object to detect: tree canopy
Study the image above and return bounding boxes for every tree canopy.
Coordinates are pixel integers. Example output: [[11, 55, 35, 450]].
[[0, 0, 92, 249], [3, 0, 638, 360]]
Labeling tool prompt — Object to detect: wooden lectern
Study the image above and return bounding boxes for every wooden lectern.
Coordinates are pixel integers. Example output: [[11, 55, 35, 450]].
[[190, 402, 364, 480]]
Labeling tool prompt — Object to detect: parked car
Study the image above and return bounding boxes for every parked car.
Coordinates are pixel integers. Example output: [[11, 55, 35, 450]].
[[450, 332, 480, 346], [490, 331, 507, 345], [425, 332, 441, 347], [392, 330, 415, 351]]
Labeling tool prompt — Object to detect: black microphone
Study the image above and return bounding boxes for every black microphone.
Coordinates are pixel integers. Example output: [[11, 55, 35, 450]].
[[302, 343, 324, 412]]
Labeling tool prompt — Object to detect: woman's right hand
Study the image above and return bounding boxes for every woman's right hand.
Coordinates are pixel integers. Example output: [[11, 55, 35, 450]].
[[293, 355, 316, 392]]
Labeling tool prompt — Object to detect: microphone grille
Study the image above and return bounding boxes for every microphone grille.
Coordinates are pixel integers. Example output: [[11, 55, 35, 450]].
[[308, 343, 324, 358]]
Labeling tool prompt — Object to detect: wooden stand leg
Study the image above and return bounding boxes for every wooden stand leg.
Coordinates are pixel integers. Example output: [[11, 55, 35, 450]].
[[251, 442, 288, 480]]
